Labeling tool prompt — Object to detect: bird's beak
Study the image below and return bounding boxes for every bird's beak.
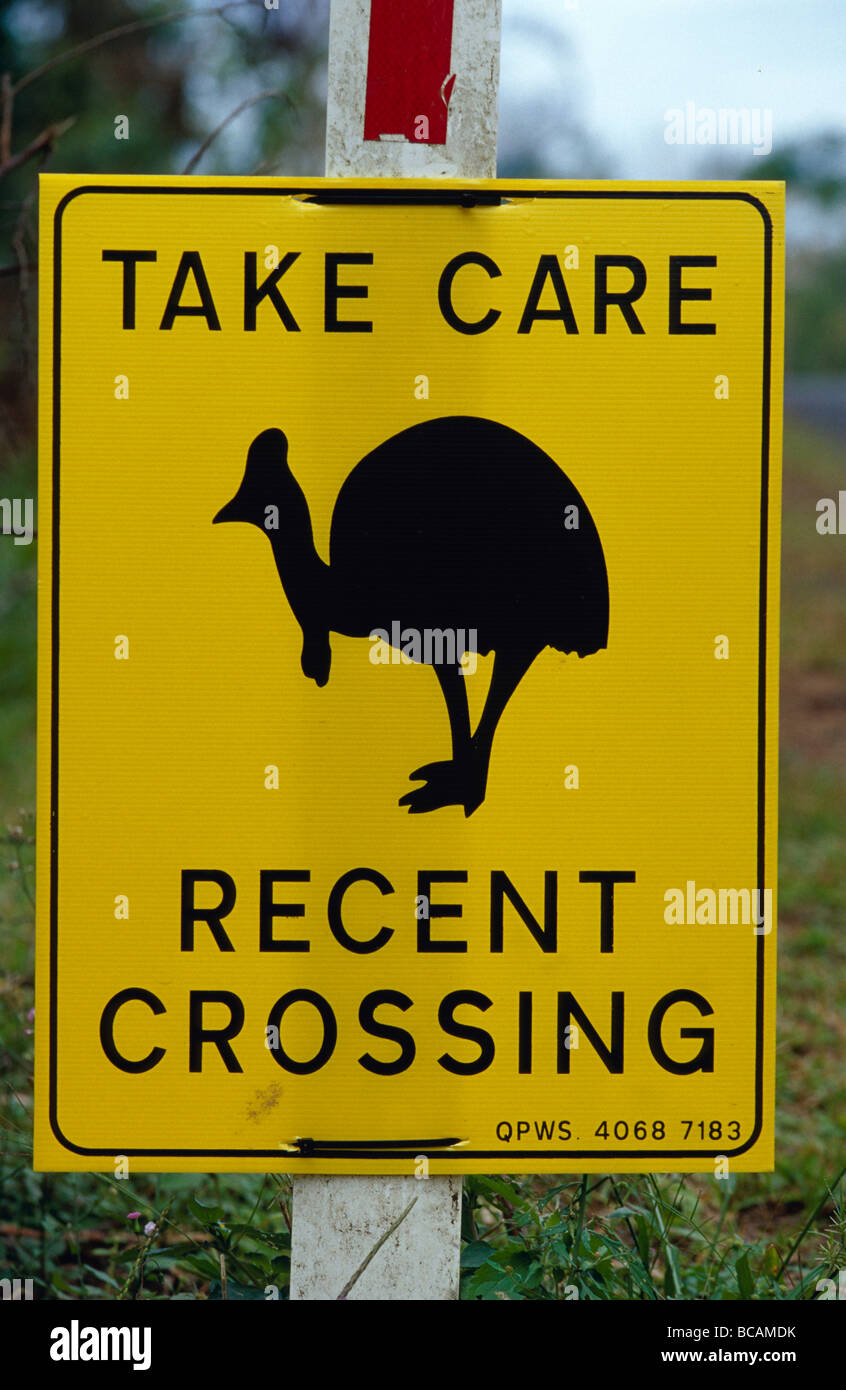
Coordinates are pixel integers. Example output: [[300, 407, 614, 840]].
[[213, 497, 240, 525]]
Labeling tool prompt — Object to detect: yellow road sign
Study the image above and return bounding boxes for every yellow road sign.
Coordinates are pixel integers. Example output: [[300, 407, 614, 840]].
[[36, 175, 783, 1173]]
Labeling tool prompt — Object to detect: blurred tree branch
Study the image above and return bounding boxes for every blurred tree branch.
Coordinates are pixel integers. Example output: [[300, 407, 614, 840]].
[[10, 3, 255, 96], [182, 88, 293, 174], [0, 2, 258, 185], [0, 0, 328, 444], [1, 72, 11, 164], [0, 116, 75, 182]]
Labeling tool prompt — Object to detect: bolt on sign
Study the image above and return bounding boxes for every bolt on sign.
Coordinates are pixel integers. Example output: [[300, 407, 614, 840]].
[[36, 175, 784, 1174]]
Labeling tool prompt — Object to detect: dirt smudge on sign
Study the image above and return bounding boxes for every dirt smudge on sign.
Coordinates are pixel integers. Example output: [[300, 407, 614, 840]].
[[245, 1083, 283, 1123]]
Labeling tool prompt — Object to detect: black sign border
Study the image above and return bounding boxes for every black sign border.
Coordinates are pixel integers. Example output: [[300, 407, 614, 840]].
[[46, 183, 775, 1163]]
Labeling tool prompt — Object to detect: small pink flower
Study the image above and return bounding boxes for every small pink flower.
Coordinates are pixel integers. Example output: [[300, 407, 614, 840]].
[[127, 1211, 141, 1220], [27, 1007, 35, 1022], [144, 1221, 157, 1237]]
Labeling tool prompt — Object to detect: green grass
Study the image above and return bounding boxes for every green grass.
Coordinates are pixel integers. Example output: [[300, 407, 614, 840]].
[[1, 421, 844, 1299]]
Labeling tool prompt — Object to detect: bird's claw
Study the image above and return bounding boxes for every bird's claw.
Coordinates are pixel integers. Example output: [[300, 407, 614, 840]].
[[399, 759, 484, 817]]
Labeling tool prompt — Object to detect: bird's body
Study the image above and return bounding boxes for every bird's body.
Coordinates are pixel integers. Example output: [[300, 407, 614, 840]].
[[214, 416, 609, 815], [328, 417, 608, 660]]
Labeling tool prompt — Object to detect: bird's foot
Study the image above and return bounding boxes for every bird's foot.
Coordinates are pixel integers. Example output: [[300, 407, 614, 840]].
[[399, 759, 486, 817], [301, 633, 331, 687]]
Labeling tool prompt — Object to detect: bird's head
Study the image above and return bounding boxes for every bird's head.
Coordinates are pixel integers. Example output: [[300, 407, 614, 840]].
[[213, 428, 290, 528]]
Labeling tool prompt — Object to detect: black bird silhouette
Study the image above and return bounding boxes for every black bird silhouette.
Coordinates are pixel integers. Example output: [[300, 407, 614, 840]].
[[213, 416, 609, 815]]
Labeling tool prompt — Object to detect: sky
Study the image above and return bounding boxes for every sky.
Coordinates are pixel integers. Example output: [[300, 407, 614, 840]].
[[501, 0, 846, 177], [5, 0, 843, 185]]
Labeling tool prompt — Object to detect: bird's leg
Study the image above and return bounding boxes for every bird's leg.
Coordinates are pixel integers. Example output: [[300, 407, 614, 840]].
[[399, 662, 473, 815], [464, 644, 542, 815], [435, 659, 473, 765], [300, 628, 331, 687]]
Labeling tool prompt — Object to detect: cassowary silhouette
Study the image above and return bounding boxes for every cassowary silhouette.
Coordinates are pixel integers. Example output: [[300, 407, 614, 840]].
[[213, 416, 609, 815]]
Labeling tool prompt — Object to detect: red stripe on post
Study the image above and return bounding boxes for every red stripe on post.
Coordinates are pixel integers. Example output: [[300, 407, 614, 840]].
[[364, 0, 456, 145]]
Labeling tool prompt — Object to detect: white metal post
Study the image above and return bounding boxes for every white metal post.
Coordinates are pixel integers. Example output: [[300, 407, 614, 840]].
[[289, 0, 502, 1301]]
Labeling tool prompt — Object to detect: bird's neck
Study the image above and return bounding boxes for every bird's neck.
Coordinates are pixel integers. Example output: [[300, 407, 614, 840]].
[[265, 476, 332, 631]]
